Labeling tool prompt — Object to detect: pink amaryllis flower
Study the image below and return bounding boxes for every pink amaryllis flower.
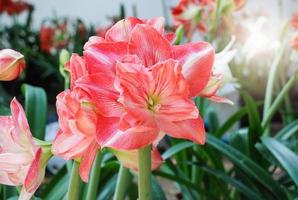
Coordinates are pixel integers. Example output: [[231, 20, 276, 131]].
[[52, 53, 163, 181], [0, 49, 25, 81], [74, 17, 225, 151], [0, 98, 52, 200]]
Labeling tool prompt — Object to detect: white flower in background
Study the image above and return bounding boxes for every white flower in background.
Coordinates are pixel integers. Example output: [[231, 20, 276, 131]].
[[213, 36, 237, 83]]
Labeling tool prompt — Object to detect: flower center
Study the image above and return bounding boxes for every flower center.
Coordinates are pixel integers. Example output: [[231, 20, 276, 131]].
[[147, 96, 161, 112]]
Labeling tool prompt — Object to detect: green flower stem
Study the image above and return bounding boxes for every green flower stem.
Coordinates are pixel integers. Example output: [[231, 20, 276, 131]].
[[192, 97, 206, 184], [86, 150, 104, 200], [262, 75, 296, 132], [67, 161, 80, 200], [138, 145, 152, 200], [113, 165, 131, 200], [263, 44, 285, 135]]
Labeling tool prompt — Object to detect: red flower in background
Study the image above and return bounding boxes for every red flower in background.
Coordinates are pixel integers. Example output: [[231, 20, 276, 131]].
[[40, 26, 55, 53], [233, 0, 246, 11], [39, 21, 69, 53], [290, 13, 298, 30], [171, 0, 215, 38], [291, 36, 298, 50], [0, 0, 30, 15]]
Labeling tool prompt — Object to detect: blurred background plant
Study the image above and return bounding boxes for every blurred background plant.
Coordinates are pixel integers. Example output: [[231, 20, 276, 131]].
[[0, 0, 298, 200]]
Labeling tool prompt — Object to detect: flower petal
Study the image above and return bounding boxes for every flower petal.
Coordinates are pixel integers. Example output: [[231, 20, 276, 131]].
[[105, 17, 143, 42], [76, 73, 123, 117], [79, 141, 99, 182], [23, 148, 44, 194], [129, 24, 172, 66], [101, 124, 159, 150], [83, 41, 128, 75], [52, 129, 92, 159], [65, 53, 87, 89], [10, 98, 36, 152], [173, 42, 214, 97], [157, 117, 206, 144]]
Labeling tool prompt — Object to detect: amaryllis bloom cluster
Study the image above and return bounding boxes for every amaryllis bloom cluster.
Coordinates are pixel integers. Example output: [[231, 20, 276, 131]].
[[0, 0, 31, 15], [39, 20, 69, 54], [52, 16, 229, 181], [52, 53, 163, 182], [0, 98, 52, 200], [171, 0, 215, 37], [0, 49, 25, 81], [171, 0, 246, 38]]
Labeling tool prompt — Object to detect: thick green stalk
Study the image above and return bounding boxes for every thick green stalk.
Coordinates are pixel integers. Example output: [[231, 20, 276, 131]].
[[67, 161, 80, 200], [113, 166, 131, 200], [86, 150, 104, 200], [138, 146, 152, 200]]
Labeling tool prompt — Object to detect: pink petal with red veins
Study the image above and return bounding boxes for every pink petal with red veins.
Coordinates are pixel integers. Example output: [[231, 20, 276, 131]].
[[164, 32, 176, 43], [101, 125, 159, 150], [110, 147, 163, 171], [83, 41, 128, 75], [23, 148, 44, 194], [76, 73, 123, 117], [173, 42, 214, 97], [52, 129, 91, 159], [149, 59, 189, 98], [84, 36, 105, 50], [157, 117, 206, 144], [105, 17, 143, 42], [96, 116, 119, 146], [10, 98, 36, 151], [65, 53, 87, 89], [74, 102, 98, 136], [79, 141, 99, 182], [143, 17, 165, 33], [158, 96, 198, 121], [116, 62, 149, 108], [129, 24, 172, 66]]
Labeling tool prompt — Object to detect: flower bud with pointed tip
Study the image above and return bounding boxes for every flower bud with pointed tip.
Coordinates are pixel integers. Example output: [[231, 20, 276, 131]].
[[0, 49, 25, 81]]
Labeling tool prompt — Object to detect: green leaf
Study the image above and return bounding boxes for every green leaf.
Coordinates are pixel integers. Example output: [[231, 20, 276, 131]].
[[97, 174, 117, 200], [241, 92, 262, 159], [206, 134, 287, 199], [215, 106, 247, 137], [207, 109, 219, 134], [21, 84, 47, 140], [262, 75, 296, 130], [262, 137, 298, 186], [151, 176, 166, 200], [44, 173, 69, 200], [275, 119, 298, 141], [174, 25, 184, 45], [162, 141, 194, 160], [199, 165, 264, 200], [229, 128, 249, 156]]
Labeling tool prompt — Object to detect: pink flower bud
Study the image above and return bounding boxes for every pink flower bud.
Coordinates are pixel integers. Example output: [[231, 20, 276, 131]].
[[0, 49, 25, 81]]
